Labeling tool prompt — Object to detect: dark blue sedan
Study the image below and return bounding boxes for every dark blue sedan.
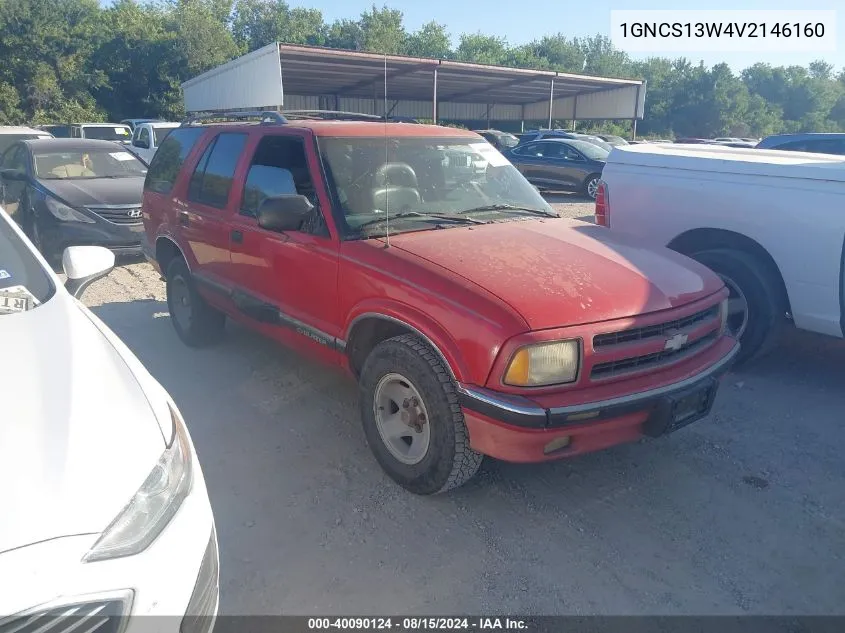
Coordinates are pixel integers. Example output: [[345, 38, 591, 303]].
[[503, 138, 609, 200]]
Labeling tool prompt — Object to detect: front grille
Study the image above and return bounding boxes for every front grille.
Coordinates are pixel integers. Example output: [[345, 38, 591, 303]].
[[86, 205, 143, 225], [593, 305, 720, 349], [0, 593, 132, 633], [591, 330, 719, 380]]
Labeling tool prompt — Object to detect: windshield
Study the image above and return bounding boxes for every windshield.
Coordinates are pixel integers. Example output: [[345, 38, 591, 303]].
[[153, 126, 176, 145], [566, 139, 610, 161], [0, 212, 54, 314], [82, 126, 131, 141], [318, 136, 556, 238], [33, 148, 147, 179], [0, 134, 50, 155]]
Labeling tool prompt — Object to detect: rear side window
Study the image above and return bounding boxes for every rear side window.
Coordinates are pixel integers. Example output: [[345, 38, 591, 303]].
[[144, 127, 206, 194], [188, 132, 248, 208]]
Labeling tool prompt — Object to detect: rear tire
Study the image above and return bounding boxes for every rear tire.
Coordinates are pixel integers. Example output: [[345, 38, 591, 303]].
[[691, 248, 784, 365], [358, 334, 483, 495], [165, 257, 226, 347], [583, 174, 601, 200]]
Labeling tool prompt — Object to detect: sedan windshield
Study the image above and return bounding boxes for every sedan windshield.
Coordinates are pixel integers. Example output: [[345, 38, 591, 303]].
[[33, 149, 147, 179], [82, 126, 131, 141], [318, 136, 557, 238], [0, 213, 53, 314]]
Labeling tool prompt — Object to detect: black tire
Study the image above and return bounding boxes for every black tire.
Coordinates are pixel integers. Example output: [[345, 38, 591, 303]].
[[691, 248, 785, 365], [583, 174, 601, 200], [165, 257, 226, 347], [358, 334, 483, 495]]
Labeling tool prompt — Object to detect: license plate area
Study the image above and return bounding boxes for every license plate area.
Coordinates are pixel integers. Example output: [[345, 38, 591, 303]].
[[666, 380, 717, 433]]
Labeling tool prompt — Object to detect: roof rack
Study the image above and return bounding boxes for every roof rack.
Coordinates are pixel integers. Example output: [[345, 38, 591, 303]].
[[180, 110, 287, 127], [281, 110, 420, 123]]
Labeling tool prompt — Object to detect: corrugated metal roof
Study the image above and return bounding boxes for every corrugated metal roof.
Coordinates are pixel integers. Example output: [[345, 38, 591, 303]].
[[182, 43, 646, 121]]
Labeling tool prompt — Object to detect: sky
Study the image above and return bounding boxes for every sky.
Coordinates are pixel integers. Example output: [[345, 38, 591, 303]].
[[287, 0, 845, 72]]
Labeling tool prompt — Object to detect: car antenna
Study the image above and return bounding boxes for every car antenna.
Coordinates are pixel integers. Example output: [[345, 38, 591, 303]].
[[383, 51, 390, 249]]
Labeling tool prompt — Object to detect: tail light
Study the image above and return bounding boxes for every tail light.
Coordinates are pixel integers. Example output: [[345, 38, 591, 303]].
[[594, 181, 609, 227]]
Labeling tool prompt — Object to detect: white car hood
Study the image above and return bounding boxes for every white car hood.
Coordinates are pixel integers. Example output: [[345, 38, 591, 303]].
[[0, 291, 165, 555]]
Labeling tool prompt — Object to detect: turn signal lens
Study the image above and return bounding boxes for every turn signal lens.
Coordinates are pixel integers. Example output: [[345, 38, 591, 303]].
[[504, 339, 580, 387]]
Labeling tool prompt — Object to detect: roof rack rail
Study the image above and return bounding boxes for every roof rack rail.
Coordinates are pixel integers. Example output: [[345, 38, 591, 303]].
[[180, 110, 287, 127], [281, 110, 386, 122]]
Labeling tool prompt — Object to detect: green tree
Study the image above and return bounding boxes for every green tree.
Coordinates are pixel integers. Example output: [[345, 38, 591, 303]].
[[357, 4, 406, 54], [169, 0, 239, 77], [455, 33, 508, 65], [405, 21, 451, 58]]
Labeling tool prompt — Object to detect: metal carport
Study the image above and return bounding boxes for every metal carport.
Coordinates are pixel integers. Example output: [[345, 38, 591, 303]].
[[182, 43, 646, 132]]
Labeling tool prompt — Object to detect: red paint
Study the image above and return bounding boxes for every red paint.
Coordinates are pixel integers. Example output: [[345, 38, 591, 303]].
[[144, 121, 738, 464]]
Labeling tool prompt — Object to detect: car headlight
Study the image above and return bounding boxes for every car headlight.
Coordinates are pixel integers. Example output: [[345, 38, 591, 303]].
[[503, 339, 581, 387], [45, 197, 95, 223], [719, 298, 730, 335], [83, 402, 193, 562]]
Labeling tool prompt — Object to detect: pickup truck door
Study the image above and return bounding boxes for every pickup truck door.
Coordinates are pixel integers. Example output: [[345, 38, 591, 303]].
[[226, 133, 342, 360], [178, 131, 248, 293]]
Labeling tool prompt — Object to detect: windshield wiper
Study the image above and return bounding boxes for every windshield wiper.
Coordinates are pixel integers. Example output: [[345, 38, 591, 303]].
[[355, 211, 488, 230], [458, 204, 559, 218]]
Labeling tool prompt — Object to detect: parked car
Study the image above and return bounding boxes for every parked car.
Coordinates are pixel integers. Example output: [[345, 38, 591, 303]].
[[37, 124, 71, 138], [0, 138, 147, 260], [518, 130, 613, 152], [120, 117, 162, 132], [142, 116, 738, 495], [597, 142, 845, 363], [756, 133, 845, 156], [503, 138, 609, 199], [596, 134, 629, 147], [0, 203, 218, 628], [128, 121, 180, 165], [474, 129, 519, 150], [675, 138, 713, 144], [0, 126, 53, 155], [69, 123, 133, 144]]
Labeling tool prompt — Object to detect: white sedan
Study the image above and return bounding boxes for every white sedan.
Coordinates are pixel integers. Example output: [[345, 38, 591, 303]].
[[0, 205, 218, 633]]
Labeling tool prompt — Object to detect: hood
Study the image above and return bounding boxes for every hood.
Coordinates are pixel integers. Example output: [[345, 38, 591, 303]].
[[388, 218, 723, 330], [0, 292, 166, 554], [38, 177, 144, 208]]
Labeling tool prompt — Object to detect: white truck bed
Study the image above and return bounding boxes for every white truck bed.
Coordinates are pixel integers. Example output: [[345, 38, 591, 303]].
[[600, 143, 845, 355]]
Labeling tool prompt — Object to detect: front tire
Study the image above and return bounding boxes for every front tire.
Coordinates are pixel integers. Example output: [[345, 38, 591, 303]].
[[691, 248, 785, 364], [358, 334, 483, 495], [165, 257, 226, 347]]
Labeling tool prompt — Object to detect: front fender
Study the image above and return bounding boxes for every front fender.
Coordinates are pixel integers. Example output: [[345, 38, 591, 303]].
[[344, 299, 472, 383]]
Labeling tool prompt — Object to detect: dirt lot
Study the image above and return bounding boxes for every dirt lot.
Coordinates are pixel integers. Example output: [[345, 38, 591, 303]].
[[81, 197, 845, 615]]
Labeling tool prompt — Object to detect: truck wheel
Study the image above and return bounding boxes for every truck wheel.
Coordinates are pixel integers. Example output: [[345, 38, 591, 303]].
[[583, 174, 601, 200], [691, 248, 784, 364], [166, 257, 226, 347], [358, 334, 483, 495]]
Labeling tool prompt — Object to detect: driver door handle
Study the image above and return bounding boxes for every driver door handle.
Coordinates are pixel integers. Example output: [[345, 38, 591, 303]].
[[178, 211, 189, 227]]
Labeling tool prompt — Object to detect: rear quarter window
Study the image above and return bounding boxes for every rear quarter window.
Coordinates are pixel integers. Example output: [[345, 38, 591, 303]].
[[144, 127, 206, 194]]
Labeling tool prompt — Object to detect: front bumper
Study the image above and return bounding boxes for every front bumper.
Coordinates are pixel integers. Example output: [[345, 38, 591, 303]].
[[458, 339, 739, 462], [0, 439, 218, 633], [39, 213, 144, 256]]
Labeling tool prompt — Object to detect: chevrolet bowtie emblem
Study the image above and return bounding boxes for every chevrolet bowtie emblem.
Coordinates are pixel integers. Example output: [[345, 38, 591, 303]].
[[664, 332, 689, 352]]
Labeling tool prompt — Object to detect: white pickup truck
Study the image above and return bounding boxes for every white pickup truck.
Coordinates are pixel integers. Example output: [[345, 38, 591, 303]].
[[597, 143, 845, 363], [127, 121, 179, 164]]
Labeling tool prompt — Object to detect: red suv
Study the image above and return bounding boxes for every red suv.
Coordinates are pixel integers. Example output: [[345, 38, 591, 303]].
[[142, 111, 739, 495]]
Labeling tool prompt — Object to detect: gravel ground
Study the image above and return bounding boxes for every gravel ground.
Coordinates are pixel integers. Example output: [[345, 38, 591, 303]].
[[80, 200, 845, 616]]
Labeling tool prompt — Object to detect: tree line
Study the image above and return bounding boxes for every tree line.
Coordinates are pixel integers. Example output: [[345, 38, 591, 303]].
[[2, 0, 845, 138]]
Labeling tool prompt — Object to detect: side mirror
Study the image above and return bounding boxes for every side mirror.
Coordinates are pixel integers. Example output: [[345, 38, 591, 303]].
[[257, 195, 314, 233], [134, 138, 150, 149], [0, 168, 26, 181], [62, 246, 115, 298]]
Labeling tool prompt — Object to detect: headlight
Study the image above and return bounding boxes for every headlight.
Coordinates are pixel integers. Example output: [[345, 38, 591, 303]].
[[503, 339, 581, 387], [45, 197, 95, 223], [719, 298, 729, 335], [83, 402, 193, 562]]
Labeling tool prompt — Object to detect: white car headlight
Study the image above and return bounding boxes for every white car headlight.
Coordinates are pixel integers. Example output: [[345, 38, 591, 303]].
[[45, 197, 95, 223], [504, 339, 581, 387], [83, 402, 193, 562]]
